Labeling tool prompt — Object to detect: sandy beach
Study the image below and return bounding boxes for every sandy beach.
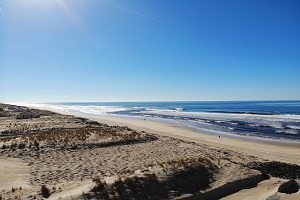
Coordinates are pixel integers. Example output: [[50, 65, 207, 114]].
[[2, 0, 299, 198], [0, 104, 299, 199], [88, 115, 300, 165]]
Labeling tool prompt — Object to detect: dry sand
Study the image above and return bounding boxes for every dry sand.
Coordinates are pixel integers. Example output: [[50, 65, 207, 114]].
[[222, 177, 300, 200], [64, 113, 300, 199], [82, 115, 300, 166], [0, 105, 299, 199], [34, 107, 300, 166], [0, 158, 30, 191]]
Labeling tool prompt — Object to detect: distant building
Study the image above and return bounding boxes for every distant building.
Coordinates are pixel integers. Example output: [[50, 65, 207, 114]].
[[14, 108, 25, 112], [8, 105, 16, 110], [16, 111, 40, 119]]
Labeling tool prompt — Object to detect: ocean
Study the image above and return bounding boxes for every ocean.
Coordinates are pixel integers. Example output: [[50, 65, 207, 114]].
[[23, 101, 300, 142]]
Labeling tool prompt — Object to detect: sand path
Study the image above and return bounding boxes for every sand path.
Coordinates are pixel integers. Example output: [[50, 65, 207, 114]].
[[47, 180, 93, 200], [222, 178, 300, 200], [0, 158, 30, 191]]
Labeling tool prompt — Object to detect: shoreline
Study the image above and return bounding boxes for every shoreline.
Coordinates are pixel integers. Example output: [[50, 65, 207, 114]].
[[38, 107, 300, 165], [1, 103, 300, 199], [13, 102, 300, 143], [92, 116, 300, 165], [103, 114, 300, 145]]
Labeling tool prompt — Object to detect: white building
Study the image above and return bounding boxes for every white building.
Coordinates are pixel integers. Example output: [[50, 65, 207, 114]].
[[16, 111, 40, 119]]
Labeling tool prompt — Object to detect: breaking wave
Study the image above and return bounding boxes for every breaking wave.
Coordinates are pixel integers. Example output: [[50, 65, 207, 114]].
[[16, 101, 300, 142]]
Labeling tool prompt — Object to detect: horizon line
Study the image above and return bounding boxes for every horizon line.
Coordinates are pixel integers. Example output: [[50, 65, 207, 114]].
[[3, 99, 300, 104]]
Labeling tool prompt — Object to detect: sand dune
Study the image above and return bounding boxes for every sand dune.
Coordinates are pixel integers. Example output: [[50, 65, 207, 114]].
[[0, 106, 299, 199]]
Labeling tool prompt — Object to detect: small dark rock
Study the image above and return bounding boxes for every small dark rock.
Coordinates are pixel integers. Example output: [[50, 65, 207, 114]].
[[41, 185, 51, 198], [278, 180, 299, 194]]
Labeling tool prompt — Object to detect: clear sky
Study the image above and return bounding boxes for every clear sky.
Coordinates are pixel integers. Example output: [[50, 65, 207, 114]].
[[0, 0, 299, 102]]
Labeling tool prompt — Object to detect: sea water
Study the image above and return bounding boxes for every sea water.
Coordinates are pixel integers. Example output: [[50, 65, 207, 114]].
[[22, 101, 300, 142]]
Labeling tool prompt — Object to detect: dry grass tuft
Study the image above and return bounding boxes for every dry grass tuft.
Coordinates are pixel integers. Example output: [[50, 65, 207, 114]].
[[0, 127, 157, 151]]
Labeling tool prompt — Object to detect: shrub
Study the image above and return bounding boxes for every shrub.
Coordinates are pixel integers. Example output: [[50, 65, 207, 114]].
[[92, 178, 106, 192], [34, 140, 39, 149], [10, 143, 17, 150], [18, 143, 26, 149], [41, 185, 51, 198]]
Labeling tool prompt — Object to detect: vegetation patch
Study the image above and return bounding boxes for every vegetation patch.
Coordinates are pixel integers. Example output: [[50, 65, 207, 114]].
[[248, 161, 300, 179], [0, 127, 157, 151], [83, 157, 216, 199]]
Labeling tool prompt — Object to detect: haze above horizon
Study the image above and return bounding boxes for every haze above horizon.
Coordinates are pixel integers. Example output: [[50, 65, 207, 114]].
[[1, 0, 300, 103]]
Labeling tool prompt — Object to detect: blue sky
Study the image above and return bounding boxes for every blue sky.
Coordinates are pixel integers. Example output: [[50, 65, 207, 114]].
[[0, 0, 299, 102]]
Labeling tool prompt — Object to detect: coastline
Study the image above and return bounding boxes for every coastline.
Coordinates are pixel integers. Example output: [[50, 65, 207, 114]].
[[1, 104, 300, 199], [87, 115, 300, 166], [41, 107, 300, 165]]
